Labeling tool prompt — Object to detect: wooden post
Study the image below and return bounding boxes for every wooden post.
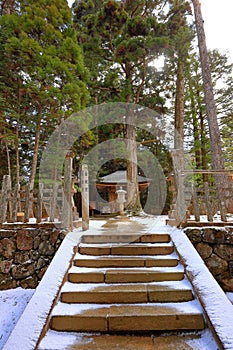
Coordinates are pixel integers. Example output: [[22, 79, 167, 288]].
[[81, 164, 89, 231], [24, 183, 31, 222], [192, 184, 200, 222], [12, 183, 20, 222], [0, 175, 11, 223], [218, 190, 227, 222], [62, 153, 73, 230], [204, 182, 213, 222], [50, 183, 58, 222], [37, 183, 43, 223], [171, 150, 186, 225]]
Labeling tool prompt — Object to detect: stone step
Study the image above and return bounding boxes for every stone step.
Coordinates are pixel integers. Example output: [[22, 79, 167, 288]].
[[68, 266, 184, 284], [61, 280, 193, 304], [81, 233, 171, 244], [78, 242, 174, 256], [50, 301, 205, 332], [74, 253, 179, 268]]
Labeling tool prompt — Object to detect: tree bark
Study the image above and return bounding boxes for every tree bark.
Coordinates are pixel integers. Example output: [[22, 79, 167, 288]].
[[125, 107, 141, 214], [174, 58, 185, 152], [15, 123, 20, 185], [187, 74, 201, 169], [29, 118, 41, 190], [173, 58, 186, 224], [192, 0, 228, 197], [5, 140, 11, 178]]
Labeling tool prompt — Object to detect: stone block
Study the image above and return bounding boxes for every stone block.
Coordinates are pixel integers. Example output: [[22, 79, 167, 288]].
[[61, 285, 148, 304], [17, 230, 33, 251], [74, 257, 145, 268], [206, 254, 228, 275], [12, 262, 35, 280], [21, 276, 38, 289], [0, 275, 17, 290], [33, 236, 41, 250], [140, 234, 171, 243], [37, 266, 48, 280], [79, 245, 111, 256], [229, 261, 233, 277], [108, 305, 204, 331], [214, 245, 233, 261], [14, 252, 30, 264], [39, 241, 55, 256], [51, 308, 108, 332], [202, 228, 225, 244], [196, 242, 212, 260], [1, 238, 16, 258], [105, 269, 184, 283], [68, 271, 105, 283], [0, 259, 12, 273], [50, 231, 59, 245], [184, 229, 202, 243], [111, 245, 174, 256]]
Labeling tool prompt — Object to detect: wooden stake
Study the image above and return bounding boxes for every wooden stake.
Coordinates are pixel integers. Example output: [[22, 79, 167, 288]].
[[81, 164, 89, 231]]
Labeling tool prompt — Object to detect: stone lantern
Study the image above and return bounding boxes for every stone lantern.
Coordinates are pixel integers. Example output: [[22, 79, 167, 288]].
[[116, 186, 127, 215]]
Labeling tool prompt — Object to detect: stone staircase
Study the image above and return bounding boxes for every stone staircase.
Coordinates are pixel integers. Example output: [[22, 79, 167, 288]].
[[50, 232, 205, 333]]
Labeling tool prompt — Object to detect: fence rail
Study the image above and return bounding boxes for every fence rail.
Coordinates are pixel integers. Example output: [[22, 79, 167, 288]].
[[168, 169, 233, 224], [0, 176, 64, 224]]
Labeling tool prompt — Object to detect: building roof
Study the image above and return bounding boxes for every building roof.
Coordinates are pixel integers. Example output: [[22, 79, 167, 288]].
[[98, 170, 149, 184]]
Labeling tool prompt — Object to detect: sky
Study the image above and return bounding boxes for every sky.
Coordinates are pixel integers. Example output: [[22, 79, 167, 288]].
[[68, 0, 233, 62], [201, 0, 233, 61]]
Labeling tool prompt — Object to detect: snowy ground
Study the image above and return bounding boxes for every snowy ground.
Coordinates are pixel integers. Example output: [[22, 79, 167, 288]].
[[1, 217, 233, 349], [0, 288, 35, 349]]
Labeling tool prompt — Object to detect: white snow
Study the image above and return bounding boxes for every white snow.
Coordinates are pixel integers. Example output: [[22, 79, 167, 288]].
[[169, 226, 233, 350], [227, 292, 233, 304], [0, 288, 35, 349], [1, 217, 233, 350]]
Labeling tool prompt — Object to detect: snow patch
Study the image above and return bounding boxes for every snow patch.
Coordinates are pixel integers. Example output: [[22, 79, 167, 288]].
[[0, 288, 35, 349]]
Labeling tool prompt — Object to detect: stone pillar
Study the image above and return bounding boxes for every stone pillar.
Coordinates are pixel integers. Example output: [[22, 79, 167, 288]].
[[81, 164, 89, 231], [116, 186, 127, 216]]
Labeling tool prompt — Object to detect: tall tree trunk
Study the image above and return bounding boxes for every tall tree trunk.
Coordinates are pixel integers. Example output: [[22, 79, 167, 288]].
[[5, 140, 11, 178], [29, 117, 41, 190], [15, 123, 20, 184], [15, 77, 21, 185], [199, 109, 208, 184], [187, 74, 201, 169], [126, 108, 141, 214], [174, 58, 185, 152], [173, 57, 186, 223], [196, 89, 208, 184], [124, 72, 142, 214], [192, 0, 228, 199]]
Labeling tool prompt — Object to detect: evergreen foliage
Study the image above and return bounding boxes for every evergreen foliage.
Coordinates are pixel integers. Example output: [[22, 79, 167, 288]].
[[0, 0, 88, 186]]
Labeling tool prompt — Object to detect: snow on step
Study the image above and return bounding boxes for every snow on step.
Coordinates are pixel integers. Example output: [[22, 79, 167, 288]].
[[74, 252, 179, 268], [81, 233, 171, 244], [50, 300, 205, 332], [78, 242, 174, 256], [60, 279, 193, 304], [67, 264, 185, 283]]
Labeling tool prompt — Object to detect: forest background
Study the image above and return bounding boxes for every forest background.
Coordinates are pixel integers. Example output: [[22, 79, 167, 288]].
[[0, 0, 232, 213]]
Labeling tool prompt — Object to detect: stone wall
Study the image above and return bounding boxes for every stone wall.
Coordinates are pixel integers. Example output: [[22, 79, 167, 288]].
[[0, 225, 66, 290], [184, 226, 233, 292]]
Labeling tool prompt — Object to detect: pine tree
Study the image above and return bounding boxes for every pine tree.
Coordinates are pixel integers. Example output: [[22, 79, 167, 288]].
[[191, 0, 229, 208], [73, 0, 168, 213], [0, 0, 88, 187]]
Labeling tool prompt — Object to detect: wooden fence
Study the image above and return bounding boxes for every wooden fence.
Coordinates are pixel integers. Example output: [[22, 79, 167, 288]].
[[168, 169, 233, 224], [0, 176, 73, 225], [0, 156, 79, 229]]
